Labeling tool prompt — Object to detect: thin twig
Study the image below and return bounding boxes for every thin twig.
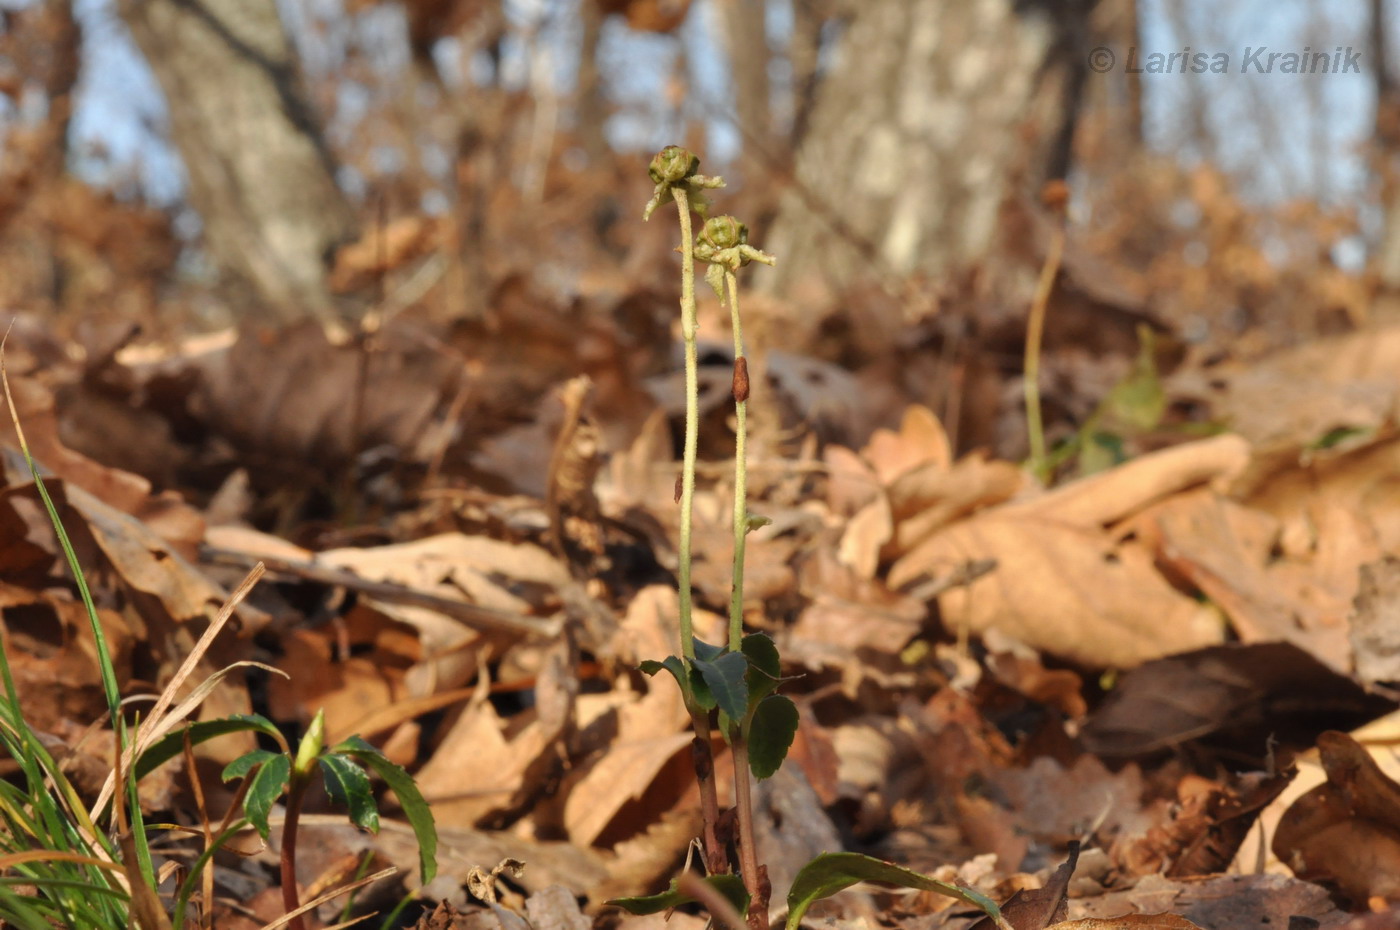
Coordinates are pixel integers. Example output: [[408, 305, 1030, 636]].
[[198, 547, 561, 638]]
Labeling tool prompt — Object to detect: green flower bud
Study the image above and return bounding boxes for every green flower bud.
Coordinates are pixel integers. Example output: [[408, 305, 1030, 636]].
[[700, 215, 747, 251], [649, 145, 699, 185], [293, 708, 326, 780]]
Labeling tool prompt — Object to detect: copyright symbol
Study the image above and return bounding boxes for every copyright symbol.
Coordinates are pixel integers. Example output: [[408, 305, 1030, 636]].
[[1088, 46, 1115, 73]]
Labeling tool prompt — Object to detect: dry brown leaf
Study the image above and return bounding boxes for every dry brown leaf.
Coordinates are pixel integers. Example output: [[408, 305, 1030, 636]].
[[330, 215, 442, 293], [824, 443, 881, 517], [0, 374, 205, 556], [1000, 434, 1251, 528], [193, 322, 453, 463], [1068, 872, 1343, 928], [837, 493, 891, 579], [1242, 435, 1400, 556], [1112, 769, 1292, 879], [790, 591, 923, 656], [885, 452, 1026, 558], [1081, 643, 1388, 760], [319, 532, 571, 591], [861, 404, 951, 485], [991, 756, 1152, 853], [1133, 490, 1312, 642], [416, 635, 577, 829], [889, 509, 1221, 669], [1046, 917, 1203, 929], [971, 842, 1078, 930], [561, 587, 692, 846], [316, 532, 573, 693], [1351, 557, 1400, 685]]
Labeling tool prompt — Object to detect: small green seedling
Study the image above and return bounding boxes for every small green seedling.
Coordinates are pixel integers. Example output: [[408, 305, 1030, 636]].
[[222, 709, 437, 930]]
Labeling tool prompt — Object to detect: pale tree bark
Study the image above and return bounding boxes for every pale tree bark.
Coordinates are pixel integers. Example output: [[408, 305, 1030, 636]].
[[1371, 0, 1400, 289], [119, 0, 355, 322], [763, 0, 1092, 295], [786, 0, 840, 148], [716, 0, 771, 151], [576, 0, 610, 163]]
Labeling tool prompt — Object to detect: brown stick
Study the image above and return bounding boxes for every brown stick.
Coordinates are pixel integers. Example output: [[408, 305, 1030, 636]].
[[199, 546, 561, 638]]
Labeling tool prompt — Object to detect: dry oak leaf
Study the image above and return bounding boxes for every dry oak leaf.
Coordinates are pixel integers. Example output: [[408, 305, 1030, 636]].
[[414, 635, 577, 830], [888, 512, 1220, 669], [888, 436, 1248, 669], [861, 404, 952, 485], [1046, 918, 1203, 929], [561, 586, 692, 846]]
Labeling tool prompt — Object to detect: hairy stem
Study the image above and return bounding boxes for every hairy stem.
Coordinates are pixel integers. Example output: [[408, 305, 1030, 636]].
[[673, 187, 699, 661], [671, 187, 728, 875], [726, 269, 748, 652]]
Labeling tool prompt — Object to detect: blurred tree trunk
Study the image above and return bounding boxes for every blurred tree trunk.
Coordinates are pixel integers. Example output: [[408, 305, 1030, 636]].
[[786, 0, 841, 148], [1371, 0, 1400, 290], [716, 0, 771, 151], [119, 0, 354, 323], [763, 0, 1092, 295], [576, 0, 610, 163], [1091, 0, 1141, 146]]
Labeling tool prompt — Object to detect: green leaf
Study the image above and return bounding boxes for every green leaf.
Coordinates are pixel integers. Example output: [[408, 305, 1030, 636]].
[[641, 654, 702, 704], [692, 651, 749, 721], [786, 853, 1008, 930], [608, 873, 748, 916], [747, 695, 798, 780], [240, 754, 291, 842], [741, 633, 782, 704], [704, 262, 726, 300], [222, 749, 280, 782], [319, 753, 378, 834], [332, 737, 438, 884], [692, 638, 726, 662], [135, 714, 283, 781]]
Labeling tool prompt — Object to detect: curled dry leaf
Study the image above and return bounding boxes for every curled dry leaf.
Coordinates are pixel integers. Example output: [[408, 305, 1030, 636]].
[[1273, 730, 1400, 903], [414, 635, 577, 830], [891, 512, 1220, 669], [888, 435, 1254, 669], [1081, 643, 1389, 760], [560, 586, 693, 846], [1129, 489, 1370, 671]]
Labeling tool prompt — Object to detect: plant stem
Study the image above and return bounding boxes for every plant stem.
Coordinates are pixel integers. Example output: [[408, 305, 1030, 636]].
[[673, 187, 699, 661], [671, 187, 728, 875], [281, 776, 310, 930], [689, 713, 728, 876], [725, 269, 747, 652], [730, 733, 769, 930], [720, 239, 766, 924], [1024, 223, 1063, 483]]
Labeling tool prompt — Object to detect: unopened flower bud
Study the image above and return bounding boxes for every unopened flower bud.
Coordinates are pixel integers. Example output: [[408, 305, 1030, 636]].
[[700, 215, 747, 251], [649, 145, 699, 185]]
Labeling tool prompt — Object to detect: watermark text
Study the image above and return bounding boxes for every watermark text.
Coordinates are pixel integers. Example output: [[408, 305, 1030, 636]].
[[1088, 46, 1362, 75]]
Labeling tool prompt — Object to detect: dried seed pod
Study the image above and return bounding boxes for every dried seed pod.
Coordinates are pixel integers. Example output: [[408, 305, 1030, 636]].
[[732, 356, 750, 402]]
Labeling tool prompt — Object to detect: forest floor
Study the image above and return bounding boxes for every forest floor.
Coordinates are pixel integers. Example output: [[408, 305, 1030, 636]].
[[3, 148, 1400, 930]]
